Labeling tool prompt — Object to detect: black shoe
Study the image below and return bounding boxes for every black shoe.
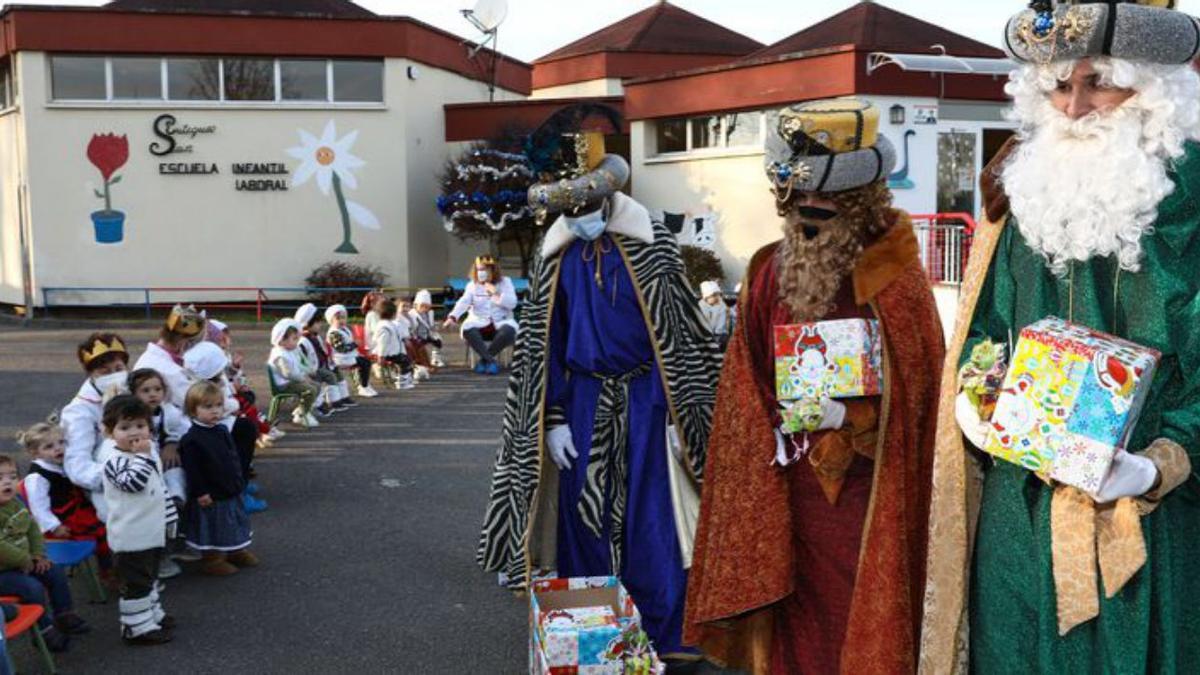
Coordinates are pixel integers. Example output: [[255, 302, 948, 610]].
[[159, 615, 177, 630], [55, 612, 91, 635], [333, 400, 352, 411], [123, 628, 172, 646], [340, 398, 359, 408], [41, 625, 69, 652]]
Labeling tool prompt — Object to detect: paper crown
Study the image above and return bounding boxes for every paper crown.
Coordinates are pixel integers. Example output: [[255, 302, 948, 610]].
[[1006, 0, 1200, 65], [474, 255, 497, 267], [165, 304, 206, 338], [764, 97, 896, 198], [79, 335, 128, 367]]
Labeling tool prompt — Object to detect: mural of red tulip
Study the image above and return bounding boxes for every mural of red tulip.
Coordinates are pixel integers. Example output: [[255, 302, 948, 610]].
[[86, 133, 130, 244]]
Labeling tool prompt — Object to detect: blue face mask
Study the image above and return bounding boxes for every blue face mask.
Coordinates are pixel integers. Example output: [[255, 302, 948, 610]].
[[564, 209, 607, 242]]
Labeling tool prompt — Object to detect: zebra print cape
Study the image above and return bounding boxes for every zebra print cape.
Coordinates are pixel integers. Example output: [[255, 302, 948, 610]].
[[477, 198, 723, 584]]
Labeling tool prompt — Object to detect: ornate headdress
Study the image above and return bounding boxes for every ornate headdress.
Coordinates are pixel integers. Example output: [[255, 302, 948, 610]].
[[474, 255, 497, 268], [78, 334, 128, 368], [1006, 0, 1200, 65], [525, 103, 631, 224], [165, 304, 206, 338], [764, 97, 897, 200]]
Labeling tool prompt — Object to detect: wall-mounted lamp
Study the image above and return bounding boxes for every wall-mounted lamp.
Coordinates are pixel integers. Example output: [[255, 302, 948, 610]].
[[889, 104, 905, 125]]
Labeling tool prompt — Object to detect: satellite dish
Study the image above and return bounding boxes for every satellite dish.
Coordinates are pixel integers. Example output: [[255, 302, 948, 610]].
[[464, 0, 508, 33]]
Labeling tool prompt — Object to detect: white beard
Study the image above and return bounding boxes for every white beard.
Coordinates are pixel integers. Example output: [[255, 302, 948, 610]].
[[1002, 102, 1174, 276]]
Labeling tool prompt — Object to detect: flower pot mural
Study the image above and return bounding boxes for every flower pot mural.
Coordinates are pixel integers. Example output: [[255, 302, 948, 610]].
[[87, 133, 130, 244], [287, 120, 380, 254]]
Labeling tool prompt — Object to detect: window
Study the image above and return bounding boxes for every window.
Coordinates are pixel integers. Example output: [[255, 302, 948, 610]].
[[111, 57, 162, 100], [0, 61, 12, 109], [332, 59, 383, 102], [653, 111, 767, 157], [167, 58, 219, 101], [280, 59, 328, 101], [223, 58, 274, 101], [655, 118, 687, 154], [50, 56, 106, 100]]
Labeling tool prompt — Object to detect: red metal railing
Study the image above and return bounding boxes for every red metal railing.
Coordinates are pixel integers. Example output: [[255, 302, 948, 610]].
[[910, 212, 977, 286]]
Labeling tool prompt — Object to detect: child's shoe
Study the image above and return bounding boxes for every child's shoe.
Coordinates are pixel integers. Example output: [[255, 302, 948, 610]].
[[201, 554, 238, 576], [227, 550, 260, 568], [431, 351, 446, 368], [473, 362, 487, 374], [414, 365, 431, 381], [398, 373, 416, 390], [486, 362, 501, 376], [242, 492, 268, 514], [340, 397, 359, 408], [123, 628, 172, 646], [41, 625, 69, 652], [267, 426, 287, 440], [55, 612, 90, 635], [157, 557, 183, 580], [333, 400, 352, 411], [357, 385, 379, 398], [159, 615, 177, 630], [294, 410, 319, 428], [245, 481, 261, 495], [315, 403, 333, 418]]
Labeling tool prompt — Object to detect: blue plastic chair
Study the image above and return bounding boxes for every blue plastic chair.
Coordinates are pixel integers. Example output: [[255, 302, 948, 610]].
[[44, 540, 105, 604]]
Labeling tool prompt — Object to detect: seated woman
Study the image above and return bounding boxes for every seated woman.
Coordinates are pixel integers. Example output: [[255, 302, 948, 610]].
[[443, 255, 518, 375]]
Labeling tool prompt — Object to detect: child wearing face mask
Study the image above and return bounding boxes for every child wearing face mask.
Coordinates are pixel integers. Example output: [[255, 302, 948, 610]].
[[178, 382, 256, 577], [0, 453, 83, 652], [97, 396, 176, 646], [445, 255, 519, 375], [18, 420, 110, 570], [60, 332, 131, 522]]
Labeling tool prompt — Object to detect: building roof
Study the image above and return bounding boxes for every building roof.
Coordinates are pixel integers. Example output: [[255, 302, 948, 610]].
[[750, 1, 1003, 60], [536, 1, 762, 63], [103, 0, 376, 18]]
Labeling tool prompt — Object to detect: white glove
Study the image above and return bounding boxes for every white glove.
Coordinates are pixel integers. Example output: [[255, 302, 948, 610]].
[[817, 399, 847, 431], [1094, 450, 1159, 503], [773, 427, 791, 467], [667, 426, 683, 462], [547, 425, 578, 471], [955, 392, 991, 450]]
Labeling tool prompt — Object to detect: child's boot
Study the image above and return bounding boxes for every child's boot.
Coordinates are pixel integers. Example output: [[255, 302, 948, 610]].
[[431, 349, 445, 368], [55, 612, 90, 635], [201, 553, 238, 576], [242, 491, 268, 514], [398, 372, 416, 390], [227, 549, 260, 568]]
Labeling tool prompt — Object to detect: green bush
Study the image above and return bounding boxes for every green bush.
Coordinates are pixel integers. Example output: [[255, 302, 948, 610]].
[[679, 245, 725, 294], [306, 261, 389, 308]]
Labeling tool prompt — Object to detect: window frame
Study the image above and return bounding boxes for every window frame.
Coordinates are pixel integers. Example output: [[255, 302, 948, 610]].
[[650, 110, 768, 161]]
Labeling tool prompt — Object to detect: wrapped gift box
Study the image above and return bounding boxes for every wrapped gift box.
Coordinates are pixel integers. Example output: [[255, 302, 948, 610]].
[[983, 317, 1160, 493], [529, 576, 663, 675], [774, 319, 883, 433]]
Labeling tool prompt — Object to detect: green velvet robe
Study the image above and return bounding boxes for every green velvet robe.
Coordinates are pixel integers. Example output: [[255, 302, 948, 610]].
[[963, 144, 1200, 672]]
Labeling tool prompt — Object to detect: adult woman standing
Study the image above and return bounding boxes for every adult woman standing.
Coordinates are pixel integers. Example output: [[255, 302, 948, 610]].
[[444, 255, 518, 375]]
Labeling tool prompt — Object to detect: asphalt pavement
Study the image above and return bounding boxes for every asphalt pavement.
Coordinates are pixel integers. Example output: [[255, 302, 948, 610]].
[[0, 323, 527, 674]]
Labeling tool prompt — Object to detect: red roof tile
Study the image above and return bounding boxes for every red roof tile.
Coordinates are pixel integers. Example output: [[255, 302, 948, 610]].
[[751, 2, 1003, 60], [536, 1, 762, 63], [103, 0, 376, 19]]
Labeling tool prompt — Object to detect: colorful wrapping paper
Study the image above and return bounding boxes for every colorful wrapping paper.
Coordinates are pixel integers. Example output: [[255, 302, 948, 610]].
[[984, 317, 1159, 493], [774, 319, 884, 432], [529, 576, 663, 675]]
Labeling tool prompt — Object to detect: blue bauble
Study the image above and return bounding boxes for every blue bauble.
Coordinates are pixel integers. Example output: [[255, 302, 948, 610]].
[[1033, 12, 1054, 37]]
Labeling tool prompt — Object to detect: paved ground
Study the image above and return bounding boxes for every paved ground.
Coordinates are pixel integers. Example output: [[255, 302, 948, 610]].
[[0, 323, 528, 673]]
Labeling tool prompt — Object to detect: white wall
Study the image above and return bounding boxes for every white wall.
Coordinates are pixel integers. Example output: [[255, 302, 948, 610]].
[[531, 78, 623, 99], [8, 52, 523, 306]]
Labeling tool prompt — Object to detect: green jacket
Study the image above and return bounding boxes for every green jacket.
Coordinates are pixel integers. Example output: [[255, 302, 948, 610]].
[[0, 498, 45, 572]]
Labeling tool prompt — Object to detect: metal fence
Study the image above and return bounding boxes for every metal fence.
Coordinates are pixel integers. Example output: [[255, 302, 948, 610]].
[[911, 212, 977, 286]]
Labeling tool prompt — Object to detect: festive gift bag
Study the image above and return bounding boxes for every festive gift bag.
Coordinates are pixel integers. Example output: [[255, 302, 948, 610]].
[[773, 319, 884, 432], [529, 576, 663, 675], [984, 317, 1159, 493]]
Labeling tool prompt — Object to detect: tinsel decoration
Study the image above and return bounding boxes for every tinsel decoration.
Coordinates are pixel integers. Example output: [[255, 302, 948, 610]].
[[437, 144, 536, 233]]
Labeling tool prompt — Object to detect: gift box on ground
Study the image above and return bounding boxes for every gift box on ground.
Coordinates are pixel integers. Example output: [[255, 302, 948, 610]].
[[983, 317, 1159, 493], [774, 319, 883, 433], [529, 576, 663, 675]]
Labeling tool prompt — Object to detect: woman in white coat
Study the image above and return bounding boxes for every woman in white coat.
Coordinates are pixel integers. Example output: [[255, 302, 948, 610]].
[[444, 255, 518, 375]]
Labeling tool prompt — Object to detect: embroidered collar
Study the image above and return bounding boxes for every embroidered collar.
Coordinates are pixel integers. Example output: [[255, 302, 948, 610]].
[[541, 192, 655, 258]]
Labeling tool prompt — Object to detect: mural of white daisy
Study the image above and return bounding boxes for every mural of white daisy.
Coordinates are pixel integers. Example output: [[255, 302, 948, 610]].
[[287, 119, 380, 254]]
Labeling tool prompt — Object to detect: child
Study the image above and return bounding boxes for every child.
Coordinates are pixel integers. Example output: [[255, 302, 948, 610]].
[[325, 304, 378, 398], [211, 320, 284, 446], [373, 299, 415, 390], [127, 369, 192, 577], [395, 298, 430, 382], [0, 454, 82, 651], [362, 292, 385, 355], [98, 396, 176, 645], [60, 332, 130, 522], [698, 280, 731, 351], [268, 319, 321, 429], [178, 382, 256, 577], [294, 303, 352, 415], [17, 420, 109, 563], [408, 289, 445, 368]]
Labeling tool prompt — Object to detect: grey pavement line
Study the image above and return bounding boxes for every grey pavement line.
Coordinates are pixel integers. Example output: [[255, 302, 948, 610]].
[[274, 438, 498, 447]]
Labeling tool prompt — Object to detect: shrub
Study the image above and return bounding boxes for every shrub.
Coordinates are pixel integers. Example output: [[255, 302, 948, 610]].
[[306, 261, 389, 308], [679, 245, 725, 294]]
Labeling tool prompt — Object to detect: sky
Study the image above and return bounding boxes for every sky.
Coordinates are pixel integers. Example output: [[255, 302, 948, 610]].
[[2, 0, 1019, 62]]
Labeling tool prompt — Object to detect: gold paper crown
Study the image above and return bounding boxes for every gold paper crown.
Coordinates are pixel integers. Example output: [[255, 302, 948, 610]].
[[79, 336, 127, 366], [165, 304, 205, 338], [475, 255, 497, 267]]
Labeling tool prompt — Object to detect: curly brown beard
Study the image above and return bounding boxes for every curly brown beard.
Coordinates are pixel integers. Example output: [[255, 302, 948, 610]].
[[776, 180, 892, 321]]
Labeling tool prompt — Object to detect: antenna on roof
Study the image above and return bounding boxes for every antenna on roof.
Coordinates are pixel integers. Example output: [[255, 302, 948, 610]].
[[461, 0, 509, 102]]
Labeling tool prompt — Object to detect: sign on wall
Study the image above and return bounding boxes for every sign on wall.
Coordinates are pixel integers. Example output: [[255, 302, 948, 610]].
[[913, 105, 939, 125], [652, 209, 718, 250]]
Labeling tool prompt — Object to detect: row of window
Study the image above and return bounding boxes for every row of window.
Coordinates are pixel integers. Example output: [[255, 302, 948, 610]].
[[49, 56, 384, 104], [653, 111, 777, 156]]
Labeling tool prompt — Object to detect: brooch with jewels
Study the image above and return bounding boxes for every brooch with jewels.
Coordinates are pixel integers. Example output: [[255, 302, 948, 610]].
[[1015, 4, 1095, 63]]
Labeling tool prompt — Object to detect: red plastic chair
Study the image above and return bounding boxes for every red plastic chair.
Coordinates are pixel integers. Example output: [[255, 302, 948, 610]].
[[350, 324, 378, 362], [1, 597, 56, 673]]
